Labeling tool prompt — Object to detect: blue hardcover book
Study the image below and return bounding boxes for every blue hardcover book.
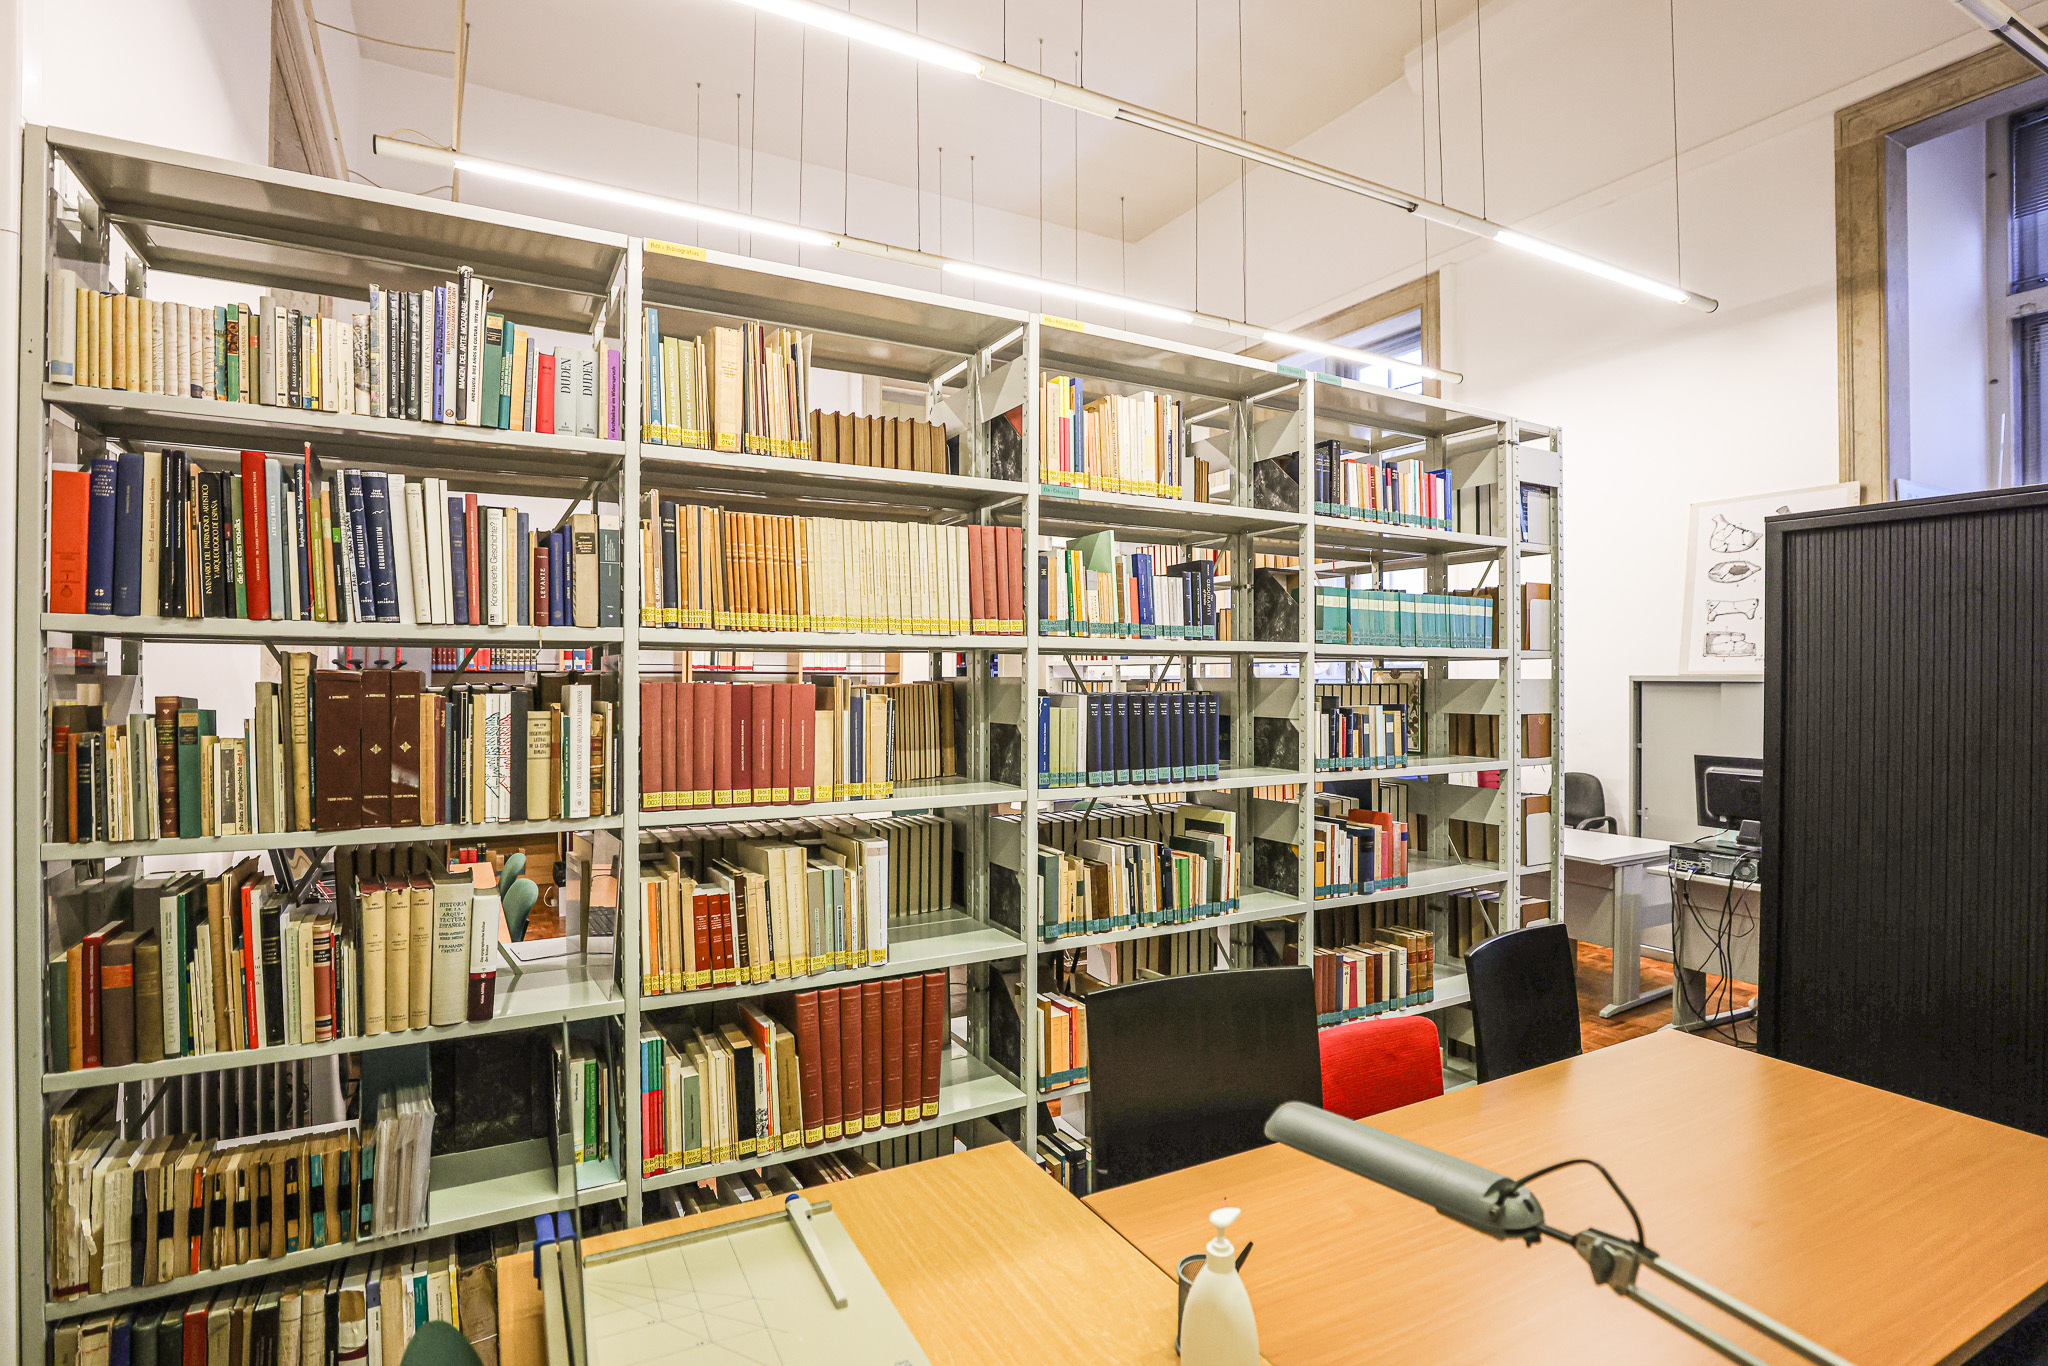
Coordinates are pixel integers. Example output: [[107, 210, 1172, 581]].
[[1037, 696, 1050, 786], [111, 450, 145, 616], [1114, 694, 1132, 784], [342, 471, 376, 621], [646, 308, 664, 439], [448, 497, 471, 623], [1085, 695, 1104, 785], [549, 528, 568, 626], [517, 511, 531, 625], [362, 472, 400, 622], [86, 454, 119, 615]]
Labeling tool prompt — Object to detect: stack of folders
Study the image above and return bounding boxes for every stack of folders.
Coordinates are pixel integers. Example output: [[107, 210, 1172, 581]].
[[640, 313, 810, 456], [1037, 544, 1219, 639], [46, 1230, 511, 1365], [636, 970, 949, 1177], [1035, 689, 1221, 789], [47, 663, 620, 846], [49, 449, 623, 628], [1005, 802, 1240, 941], [47, 265, 625, 436], [638, 500, 1024, 635], [638, 677, 960, 814]]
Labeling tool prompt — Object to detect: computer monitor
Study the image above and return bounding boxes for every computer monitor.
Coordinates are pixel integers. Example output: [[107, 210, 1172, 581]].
[[1694, 754, 1762, 830]]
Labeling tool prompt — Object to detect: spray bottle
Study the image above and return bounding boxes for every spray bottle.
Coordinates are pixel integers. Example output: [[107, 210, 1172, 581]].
[[1179, 1207, 1258, 1366]]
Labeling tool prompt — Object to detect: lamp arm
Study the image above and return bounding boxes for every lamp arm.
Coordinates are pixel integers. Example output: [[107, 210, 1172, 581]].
[[1568, 1228, 1858, 1366]]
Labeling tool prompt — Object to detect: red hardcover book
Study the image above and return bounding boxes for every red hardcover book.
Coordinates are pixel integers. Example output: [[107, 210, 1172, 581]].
[[750, 684, 775, 805], [790, 990, 825, 1143], [1000, 526, 1023, 630], [463, 494, 482, 626], [692, 888, 712, 987], [79, 919, 120, 1069], [818, 986, 844, 1139], [901, 969, 923, 1119], [536, 353, 556, 434], [771, 683, 795, 804], [532, 539, 549, 626], [969, 524, 992, 630], [880, 977, 906, 1123], [693, 681, 716, 806], [722, 684, 746, 807], [639, 679, 663, 811], [672, 680, 694, 810], [240, 881, 261, 1049], [863, 979, 886, 1127], [837, 984, 864, 1136], [793, 685, 815, 804], [49, 469, 91, 614], [312, 922, 335, 1042], [920, 970, 947, 1117], [239, 451, 271, 620], [712, 679, 737, 806]]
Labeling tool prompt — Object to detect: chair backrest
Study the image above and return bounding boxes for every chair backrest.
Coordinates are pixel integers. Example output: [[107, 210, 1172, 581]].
[[1563, 771, 1607, 827], [1087, 966, 1321, 1190], [1318, 1015, 1446, 1120], [401, 1322, 484, 1366], [1465, 921, 1583, 1083]]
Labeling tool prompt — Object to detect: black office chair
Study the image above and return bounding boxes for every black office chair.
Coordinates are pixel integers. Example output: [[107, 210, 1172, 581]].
[[1465, 921, 1583, 1083], [1086, 966, 1321, 1189], [1563, 771, 1618, 833]]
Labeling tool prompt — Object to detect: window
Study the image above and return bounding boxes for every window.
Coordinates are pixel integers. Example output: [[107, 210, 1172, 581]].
[[2009, 105, 2048, 485], [1239, 275, 1441, 399], [1278, 311, 1427, 394]]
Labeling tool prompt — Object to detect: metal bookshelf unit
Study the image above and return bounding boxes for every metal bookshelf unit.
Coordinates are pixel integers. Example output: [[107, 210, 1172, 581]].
[[13, 126, 1561, 1353]]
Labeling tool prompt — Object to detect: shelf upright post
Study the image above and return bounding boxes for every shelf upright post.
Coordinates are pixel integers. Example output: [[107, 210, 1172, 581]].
[[1499, 423, 1524, 931], [1297, 373, 1318, 964], [1549, 425, 1565, 886], [1019, 316, 1042, 1158], [13, 124, 53, 1364], [619, 243, 645, 1224]]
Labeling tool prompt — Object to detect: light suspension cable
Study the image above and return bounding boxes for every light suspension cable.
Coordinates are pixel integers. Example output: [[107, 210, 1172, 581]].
[[373, 135, 1460, 383], [727, 0, 1717, 312]]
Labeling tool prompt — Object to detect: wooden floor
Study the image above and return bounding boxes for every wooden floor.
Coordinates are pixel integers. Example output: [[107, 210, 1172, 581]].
[[1575, 942, 1756, 1050]]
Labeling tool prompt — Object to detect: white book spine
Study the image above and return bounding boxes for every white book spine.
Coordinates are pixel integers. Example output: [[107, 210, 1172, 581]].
[[485, 507, 506, 626], [405, 480, 433, 626], [354, 313, 370, 415], [568, 685, 592, 818], [440, 285, 459, 423], [555, 347, 574, 437], [48, 267, 77, 383], [367, 285, 384, 418], [390, 476, 418, 626], [334, 472, 358, 623], [467, 276, 488, 426], [428, 477, 451, 625], [577, 348, 599, 437]]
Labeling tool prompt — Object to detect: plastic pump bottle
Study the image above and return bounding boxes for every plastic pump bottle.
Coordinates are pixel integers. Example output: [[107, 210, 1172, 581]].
[[1180, 1207, 1259, 1366]]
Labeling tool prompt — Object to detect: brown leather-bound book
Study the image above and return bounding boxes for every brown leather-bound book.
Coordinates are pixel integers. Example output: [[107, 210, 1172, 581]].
[[860, 979, 884, 1127], [672, 680, 694, 809], [837, 984, 864, 1136], [920, 970, 947, 1117], [884, 417, 902, 470], [710, 683, 734, 806], [100, 926, 145, 1068], [691, 681, 714, 807], [639, 679, 663, 810], [154, 696, 184, 837], [751, 684, 775, 804], [311, 670, 362, 832], [818, 985, 844, 1140], [135, 934, 165, 1064], [850, 415, 869, 467], [977, 524, 1000, 631], [901, 967, 923, 1121], [788, 990, 825, 1143], [881, 976, 906, 1124], [693, 888, 714, 990], [770, 683, 794, 805], [964, 525, 985, 632], [1000, 526, 1024, 632], [1523, 712, 1554, 760], [836, 413, 854, 466], [390, 670, 422, 826], [80, 918, 121, 1069], [356, 669, 393, 829], [726, 684, 751, 807]]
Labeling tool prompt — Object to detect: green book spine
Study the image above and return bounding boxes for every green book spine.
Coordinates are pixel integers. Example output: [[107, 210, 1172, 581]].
[[175, 710, 202, 838], [582, 1058, 597, 1159], [481, 314, 505, 430]]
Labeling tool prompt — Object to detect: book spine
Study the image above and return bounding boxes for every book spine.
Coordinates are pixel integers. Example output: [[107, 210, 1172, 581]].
[[86, 455, 119, 614]]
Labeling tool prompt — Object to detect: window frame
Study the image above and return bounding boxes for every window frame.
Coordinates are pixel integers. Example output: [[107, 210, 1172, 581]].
[[1237, 273, 1443, 400]]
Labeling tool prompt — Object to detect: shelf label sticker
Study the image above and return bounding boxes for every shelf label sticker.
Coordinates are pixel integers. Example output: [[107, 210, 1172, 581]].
[[1042, 314, 1086, 333], [647, 240, 709, 262], [1313, 370, 1343, 384], [1275, 363, 1308, 379]]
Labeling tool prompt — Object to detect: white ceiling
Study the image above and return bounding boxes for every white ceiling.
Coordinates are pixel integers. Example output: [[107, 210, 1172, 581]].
[[344, 0, 1468, 240]]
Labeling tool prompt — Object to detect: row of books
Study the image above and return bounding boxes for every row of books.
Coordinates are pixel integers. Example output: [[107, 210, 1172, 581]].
[[807, 410, 951, 471], [52, 449, 623, 628], [1315, 681, 1419, 771], [1035, 688, 1222, 789], [49, 1233, 501, 1366], [636, 971, 948, 1176], [1020, 802, 1242, 939], [1039, 379, 1196, 500], [649, 1125, 971, 1220], [1313, 587, 1498, 650], [641, 314, 810, 455], [638, 678, 959, 813], [49, 1094, 434, 1300], [49, 666, 618, 845], [1444, 480, 1556, 543], [1311, 927, 1437, 1026], [1036, 546, 1220, 639], [635, 500, 1025, 635], [1312, 442, 1453, 529], [1036, 992, 1089, 1091], [1450, 710, 1555, 761], [48, 269, 626, 437], [1313, 794, 1412, 899]]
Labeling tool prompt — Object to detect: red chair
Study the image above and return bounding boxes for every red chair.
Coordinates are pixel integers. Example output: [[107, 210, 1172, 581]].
[[1318, 1015, 1446, 1120]]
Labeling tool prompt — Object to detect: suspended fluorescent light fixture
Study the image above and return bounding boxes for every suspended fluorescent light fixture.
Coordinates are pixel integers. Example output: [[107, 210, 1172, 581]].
[[728, 0, 1717, 312], [372, 137, 1461, 383], [1953, 0, 2048, 72]]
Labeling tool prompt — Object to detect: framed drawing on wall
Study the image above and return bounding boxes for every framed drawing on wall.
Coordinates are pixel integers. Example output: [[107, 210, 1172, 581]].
[[1681, 482, 1860, 671]]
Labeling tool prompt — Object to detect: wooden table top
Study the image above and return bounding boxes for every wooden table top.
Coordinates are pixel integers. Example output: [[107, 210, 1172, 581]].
[[1087, 1031, 2048, 1366], [502, 1142, 1236, 1366]]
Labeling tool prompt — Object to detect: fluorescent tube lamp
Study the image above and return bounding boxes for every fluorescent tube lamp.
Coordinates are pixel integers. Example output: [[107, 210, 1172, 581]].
[[943, 261, 1196, 325], [1265, 1103, 1857, 1366], [1260, 330, 1440, 383], [1492, 230, 1699, 307], [1954, 0, 2048, 71], [731, 0, 984, 74], [372, 135, 834, 248]]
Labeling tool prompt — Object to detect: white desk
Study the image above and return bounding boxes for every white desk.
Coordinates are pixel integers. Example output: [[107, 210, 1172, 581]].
[[1561, 828, 1673, 1017], [1652, 866, 1760, 1031]]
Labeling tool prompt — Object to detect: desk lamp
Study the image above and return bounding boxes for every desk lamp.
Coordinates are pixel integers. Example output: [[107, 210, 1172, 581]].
[[1264, 1103, 1856, 1366]]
